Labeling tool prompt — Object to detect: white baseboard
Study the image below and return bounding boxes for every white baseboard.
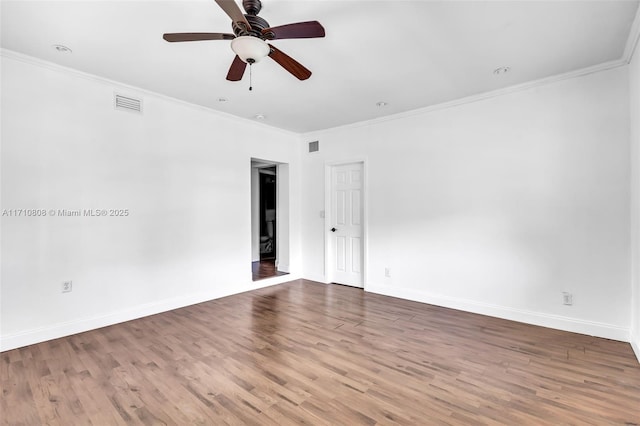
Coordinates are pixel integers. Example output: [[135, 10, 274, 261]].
[[632, 340, 640, 363], [5, 278, 631, 355], [301, 273, 328, 284], [366, 283, 630, 342], [1, 275, 300, 352], [631, 329, 640, 363], [277, 263, 290, 273]]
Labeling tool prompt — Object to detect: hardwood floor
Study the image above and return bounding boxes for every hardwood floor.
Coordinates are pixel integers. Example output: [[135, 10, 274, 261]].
[[2, 279, 639, 425], [252, 260, 288, 281]]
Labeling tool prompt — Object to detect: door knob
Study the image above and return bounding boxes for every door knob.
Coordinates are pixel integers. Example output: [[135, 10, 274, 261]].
[[331, 227, 337, 232]]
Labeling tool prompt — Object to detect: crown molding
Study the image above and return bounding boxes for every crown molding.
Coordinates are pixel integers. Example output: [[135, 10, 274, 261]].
[[301, 58, 627, 138], [0, 48, 299, 138], [623, 3, 640, 63]]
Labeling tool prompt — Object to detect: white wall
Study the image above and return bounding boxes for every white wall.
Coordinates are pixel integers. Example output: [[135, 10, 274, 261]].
[[301, 66, 631, 341], [0, 52, 301, 351], [630, 44, 640, 358]]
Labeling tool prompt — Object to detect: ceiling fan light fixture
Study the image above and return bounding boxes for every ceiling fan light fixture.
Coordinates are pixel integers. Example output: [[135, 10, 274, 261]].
[[231, 36, 270, 63]]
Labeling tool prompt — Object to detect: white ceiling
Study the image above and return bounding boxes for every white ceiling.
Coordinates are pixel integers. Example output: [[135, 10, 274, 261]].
[[2, 0, 638, 133]]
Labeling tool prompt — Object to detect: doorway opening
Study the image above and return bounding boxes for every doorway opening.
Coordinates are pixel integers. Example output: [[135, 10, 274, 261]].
[[259, 166, 277, 260], [251, 159, 290, 281]]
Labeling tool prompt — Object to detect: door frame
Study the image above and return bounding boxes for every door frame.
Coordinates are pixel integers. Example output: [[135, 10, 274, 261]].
[[324, 159, 368, 289], [258, 167, 277, 261]]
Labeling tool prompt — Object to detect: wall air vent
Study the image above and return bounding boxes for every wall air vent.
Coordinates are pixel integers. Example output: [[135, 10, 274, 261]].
[[308, 141, 319, 153], [114, 93, 142, 113]]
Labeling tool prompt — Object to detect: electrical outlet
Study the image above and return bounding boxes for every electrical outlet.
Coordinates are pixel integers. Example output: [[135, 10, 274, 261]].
[[384, 267, 391, 278], [562, 292, 572, 305], [62, 281, 73, 293]]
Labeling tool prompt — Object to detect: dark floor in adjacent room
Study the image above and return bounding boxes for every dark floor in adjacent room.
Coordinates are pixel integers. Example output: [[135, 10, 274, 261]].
[[252, 259, 289, 281]]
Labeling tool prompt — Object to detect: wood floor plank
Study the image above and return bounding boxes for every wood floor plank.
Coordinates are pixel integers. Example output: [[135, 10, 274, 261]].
[[2, 279, 640, 425]]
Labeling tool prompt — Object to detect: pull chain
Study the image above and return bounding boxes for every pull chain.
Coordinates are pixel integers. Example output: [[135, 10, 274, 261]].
[[246, 58, 256, 91]]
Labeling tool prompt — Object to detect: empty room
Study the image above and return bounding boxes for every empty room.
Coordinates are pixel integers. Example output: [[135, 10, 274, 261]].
[[2, 0, 640, 424]]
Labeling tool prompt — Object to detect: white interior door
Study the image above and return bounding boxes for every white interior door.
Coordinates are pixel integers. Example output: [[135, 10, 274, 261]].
[[330, 162, 363, 288]]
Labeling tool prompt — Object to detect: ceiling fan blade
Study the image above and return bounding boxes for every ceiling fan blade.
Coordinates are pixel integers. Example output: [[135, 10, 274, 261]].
[[268, 45, 312, 81], [215, 0, 252, 31], [262, 21, 325, 40], [226, 55, 247, 81], [163, 33, 235, 42]]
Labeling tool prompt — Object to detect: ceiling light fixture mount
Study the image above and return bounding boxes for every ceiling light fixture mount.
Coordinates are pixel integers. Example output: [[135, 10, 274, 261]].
[[493, 66, 511, 75]]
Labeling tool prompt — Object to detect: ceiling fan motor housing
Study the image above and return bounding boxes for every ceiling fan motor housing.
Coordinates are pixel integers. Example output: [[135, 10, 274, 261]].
[[233, 14, 269, 38]]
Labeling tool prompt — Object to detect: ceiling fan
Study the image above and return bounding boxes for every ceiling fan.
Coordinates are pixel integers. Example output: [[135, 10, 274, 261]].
[[163, 0, 325, 83]]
